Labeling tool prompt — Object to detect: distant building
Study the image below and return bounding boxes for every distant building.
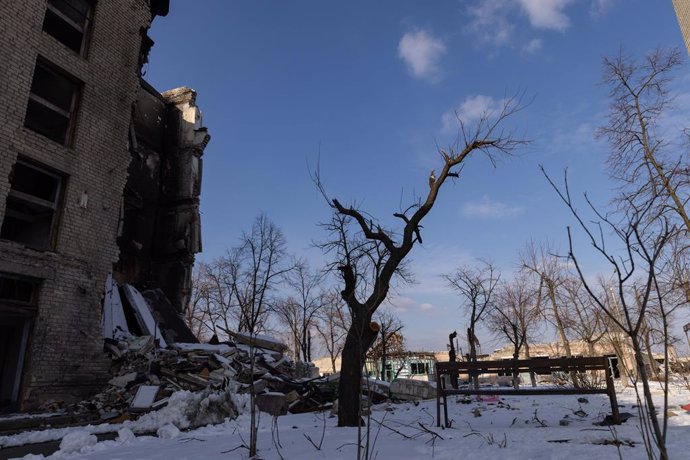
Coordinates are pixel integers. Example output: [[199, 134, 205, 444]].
[[0, 0, 209, 411]]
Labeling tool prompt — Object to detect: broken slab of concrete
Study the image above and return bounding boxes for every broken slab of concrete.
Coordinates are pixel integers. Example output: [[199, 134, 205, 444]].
[[102, 274, 130, 340], [226, 331, 288, 353], [390, 378, 437, 401], [109, 372, 139, 389], [142, 289, 198, 344], [129, 385, 160, 412], [122, 285, 168, 348]]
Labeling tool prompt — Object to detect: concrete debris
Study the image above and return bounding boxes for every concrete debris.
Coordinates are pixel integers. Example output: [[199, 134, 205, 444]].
[[142, 289, 199, 344], [227, 331, 289, 353], [129, 385, 160, 412], [122, 285, 168, 348], [57, 330, 376, 425], [390, 378, 437, 401], [102, 274, 130, 341]]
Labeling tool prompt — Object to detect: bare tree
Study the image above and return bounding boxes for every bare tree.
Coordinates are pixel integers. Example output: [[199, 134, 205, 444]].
[[315, 291, 349, 374], [316, 94, 526, 427], [545, 168, 677, 460], [230, 215, 292, 337], [522, 241, 575, 367], [367, 308, 404, 382], [489, 274, 541, 388], [225, 214, 292, 458], [278, 260, 326, 362], [444, 260, 500, 389], [186, 257, 246, 341], [186, 262, 216, 340], [562, 276, 607, 358], [271, 296, 303, 360], [599, 48, 690, 233]]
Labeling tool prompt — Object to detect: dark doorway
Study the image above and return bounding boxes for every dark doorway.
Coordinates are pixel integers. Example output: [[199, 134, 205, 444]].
[[0, 315, 31, 412]]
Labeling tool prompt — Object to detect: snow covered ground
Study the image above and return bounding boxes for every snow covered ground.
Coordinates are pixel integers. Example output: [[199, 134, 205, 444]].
[[3, 383, 690, 459]]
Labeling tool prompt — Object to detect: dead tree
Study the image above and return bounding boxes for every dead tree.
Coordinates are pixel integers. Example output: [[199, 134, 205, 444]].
[[316, 95, 526, 427], [444, 260, 499, 389]]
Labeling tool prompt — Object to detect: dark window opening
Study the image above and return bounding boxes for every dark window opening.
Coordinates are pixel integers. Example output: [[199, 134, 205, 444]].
[[0, 276, 39, 306], [0, 161, 65, 251], [42, 0, 93, 55], [24, 61, 80, 145], [410, 362, 429, 375]]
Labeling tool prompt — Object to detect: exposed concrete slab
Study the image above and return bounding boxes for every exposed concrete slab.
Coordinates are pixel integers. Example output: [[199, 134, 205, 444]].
[[390, 378, 437, 401]]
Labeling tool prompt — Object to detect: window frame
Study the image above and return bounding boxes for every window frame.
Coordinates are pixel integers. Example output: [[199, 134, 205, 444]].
[[24, 59, 81, 147], [0, 159, 66, 251], [0, 273, 41, 310], [43, 0, 95, 56]]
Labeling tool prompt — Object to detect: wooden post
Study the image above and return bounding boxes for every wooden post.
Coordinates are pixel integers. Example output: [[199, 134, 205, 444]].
[[436, 363, 442, 427]]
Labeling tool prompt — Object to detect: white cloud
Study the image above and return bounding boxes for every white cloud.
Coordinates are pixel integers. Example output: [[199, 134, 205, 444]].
[[466, 0, 514, 47], [462, 196, 525, 219], [523, 38, 543, 54], [441, 95, 502, 132], [589, 0, 615, 19], [398, 30, 446, 82], [465, 0, 579, 49], [517, 0, 575, 31], [385, 296, 434, 313]]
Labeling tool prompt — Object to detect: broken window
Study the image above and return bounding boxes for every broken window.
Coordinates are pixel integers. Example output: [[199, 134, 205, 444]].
[[42, 0, 93, 55], [0, 160, 65, 251], [0, 273, 39, 410], [24, 60, 80, 145]]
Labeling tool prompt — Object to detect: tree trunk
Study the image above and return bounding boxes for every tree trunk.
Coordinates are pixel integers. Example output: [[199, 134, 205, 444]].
[[643, 327, 660, 380], [524, 341, 537, 387], [307, 331, 312, 362], [547, 280, 576, 385], [631, 334, 668, 460], [381, 332, 387, 381], [468, 327, 479, 389], [338, 316, 378, 427], [512, 329, 520, 389]]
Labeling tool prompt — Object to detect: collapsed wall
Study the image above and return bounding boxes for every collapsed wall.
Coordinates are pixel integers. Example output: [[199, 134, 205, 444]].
[[114, 83, 209, 314]]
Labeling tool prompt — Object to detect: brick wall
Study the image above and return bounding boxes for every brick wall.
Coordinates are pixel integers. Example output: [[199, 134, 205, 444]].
[[0, 0, 154, 408]]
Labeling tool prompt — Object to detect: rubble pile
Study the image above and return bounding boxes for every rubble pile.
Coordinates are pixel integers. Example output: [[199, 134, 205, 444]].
[[35, 278, 437, 430], [67, 329, 339, 425]]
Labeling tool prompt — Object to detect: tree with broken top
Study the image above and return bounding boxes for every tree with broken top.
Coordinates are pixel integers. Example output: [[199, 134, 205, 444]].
[[316, 95, 526, 427]]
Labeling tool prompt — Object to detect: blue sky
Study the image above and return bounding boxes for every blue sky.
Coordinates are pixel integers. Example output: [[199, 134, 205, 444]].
[[146, 1, 688, 351]]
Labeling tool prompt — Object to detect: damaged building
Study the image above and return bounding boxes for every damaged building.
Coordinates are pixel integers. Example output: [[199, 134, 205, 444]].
[[0, 0, 209, 411]]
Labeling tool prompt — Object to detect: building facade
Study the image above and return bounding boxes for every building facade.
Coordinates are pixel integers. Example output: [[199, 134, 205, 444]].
[[0, 0, 208, 411]]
